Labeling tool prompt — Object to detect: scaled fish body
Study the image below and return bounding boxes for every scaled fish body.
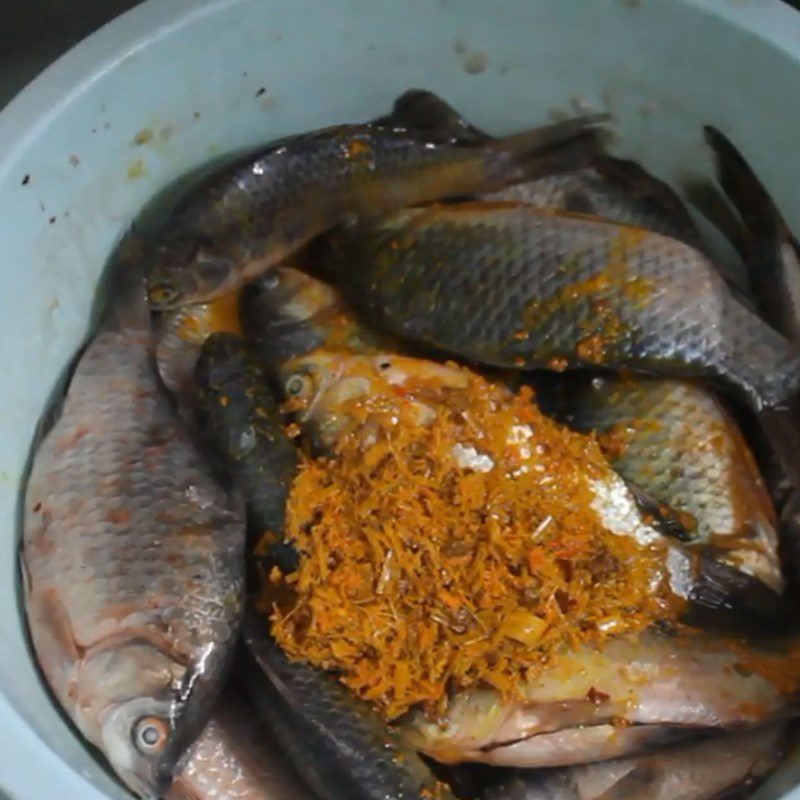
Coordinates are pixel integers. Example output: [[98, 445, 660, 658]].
[[402, 633, 794, 768], [706, 125, 800, 572], [484, 724, 786, 800], [245, 268, 792, 632], [537, 374, 783, 592], [323, 203, 800, 411], [486, 157, 702, 247], [166, 687, 312, 800], [22, 277, 245, 797], [194, 333, 299, 573], [242, 614, 455, 800], [147, 103, 607, 308]]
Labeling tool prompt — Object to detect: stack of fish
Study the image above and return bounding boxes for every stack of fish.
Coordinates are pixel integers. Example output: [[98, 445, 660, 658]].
[[20, 90, 800, 800]]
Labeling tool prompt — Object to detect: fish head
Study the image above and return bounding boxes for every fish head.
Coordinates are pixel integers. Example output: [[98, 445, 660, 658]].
[[148, 239, 238, 309], [77, 642, 201, 797], [240, 267, 349, 365], [241, 267, 388, 385], [194, 332, 249, 393], [279, 352, 469, 451]]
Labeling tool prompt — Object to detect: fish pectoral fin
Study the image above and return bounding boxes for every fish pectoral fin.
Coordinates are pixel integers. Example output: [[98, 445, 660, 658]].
[[624, 479, 696, 542], [683, 555, 795, 635], [597, 760, 664, 800]]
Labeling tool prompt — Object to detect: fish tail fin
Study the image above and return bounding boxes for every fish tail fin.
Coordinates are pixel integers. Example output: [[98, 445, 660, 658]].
[[704, 125, 786, 241], [95, 231, 152, 335], [682, 177, 750, 260], [490, 114, 611, 183]]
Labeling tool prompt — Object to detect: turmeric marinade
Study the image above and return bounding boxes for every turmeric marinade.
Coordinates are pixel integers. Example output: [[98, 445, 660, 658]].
[[246, 269, 792, 725]]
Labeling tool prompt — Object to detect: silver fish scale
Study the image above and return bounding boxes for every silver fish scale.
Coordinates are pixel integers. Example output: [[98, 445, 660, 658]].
[[23, 328, 244, 711], [543, 375, 783, 591], [486, 169, 700, 246], [338, 207, 800, 410], [175, 129, 499, 244]]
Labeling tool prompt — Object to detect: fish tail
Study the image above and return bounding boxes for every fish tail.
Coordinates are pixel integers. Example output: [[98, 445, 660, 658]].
[[704, 125, 786, 241], [487, 115, 611, 188]]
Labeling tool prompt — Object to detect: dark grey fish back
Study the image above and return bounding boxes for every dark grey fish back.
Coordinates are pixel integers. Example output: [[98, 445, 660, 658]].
[[328, 207, 800, 410], [242, 617, 452, 800]]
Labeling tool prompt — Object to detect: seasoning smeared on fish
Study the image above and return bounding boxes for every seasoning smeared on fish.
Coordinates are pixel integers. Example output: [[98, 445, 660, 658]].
[[536, 374, 783, 591], [322, 203, 800, 412], [155, 289, 241, 399], [402, 633, 795, 768], [242, 614, 455, 800], [146, 101, 608, 308]]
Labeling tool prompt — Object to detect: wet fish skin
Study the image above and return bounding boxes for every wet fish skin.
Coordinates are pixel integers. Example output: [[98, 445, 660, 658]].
[[166, 686, 312, 800], [536, 374, 783, 592], [487, 156, 703, 247], [484, 725, 786, 800], [242, 613, 455, 800], [240, 267, 395, 452], [240, 267, 388, 368], [245, 269, 793, 629], [380, 89, 701, 245], [146, 109, 608, 309], [325, 203, 800, 411], [194, 333, 299, 573], [705, 125, 800, 579], [22, 280, 245, 797], [402, 632, 793, 769], [155, 290, 241, 399]]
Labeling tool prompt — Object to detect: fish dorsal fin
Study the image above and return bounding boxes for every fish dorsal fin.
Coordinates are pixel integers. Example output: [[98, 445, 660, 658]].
[[372, 89, 489, 144]]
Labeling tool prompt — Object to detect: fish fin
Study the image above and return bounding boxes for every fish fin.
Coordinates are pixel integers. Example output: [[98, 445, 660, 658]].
[[374, 89, 489, 144], [683, 554, 794, 636], [490, 114, 611, 181], [704, 125, 788, 242], [594, 155, 699, 234], [682, 177, 749, 261], [518, 129, 612, 182], [625, 480, 697, 542], [597, 761, 661, 800]]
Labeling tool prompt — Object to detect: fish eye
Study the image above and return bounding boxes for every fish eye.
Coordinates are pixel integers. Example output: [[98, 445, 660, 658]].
[[148, 284, 179, 307], [132, 715, 170, 755], [285, 373, 313, 398]]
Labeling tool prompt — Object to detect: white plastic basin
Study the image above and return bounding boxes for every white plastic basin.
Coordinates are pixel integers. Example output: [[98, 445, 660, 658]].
[[2, 1, 800, 797]]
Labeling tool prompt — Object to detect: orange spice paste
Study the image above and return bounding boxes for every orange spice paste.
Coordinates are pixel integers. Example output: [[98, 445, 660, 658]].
[[261, 367, 683, 720]]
